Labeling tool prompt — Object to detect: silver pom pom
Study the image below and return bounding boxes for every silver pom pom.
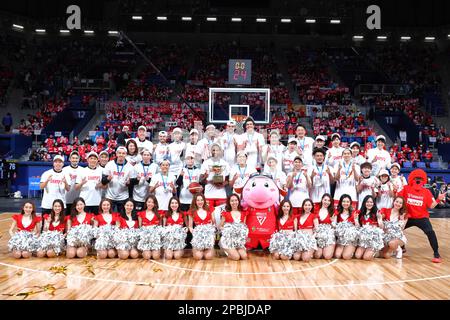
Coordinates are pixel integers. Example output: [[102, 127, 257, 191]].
[[191, 224, 216, 250], [219, 223, 249, 250], [314, 224, 336, 248], [162, 225, 187, 251], [113, 228, 140, 251], [37, 231, 66, 255], [358, 225, 385, 251], [383, 221, 404, 244], [335, 222, 359, 246], [291, 230, 317, 252], [94, 225, 117, 251], [269, 231, 294, 258], [8, 231, 39, 252], [137, 226, 164, 251], [66, 224, 95, 247]]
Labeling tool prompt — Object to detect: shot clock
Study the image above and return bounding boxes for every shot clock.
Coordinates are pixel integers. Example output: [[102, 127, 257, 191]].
[[228, 59, 252, 85]]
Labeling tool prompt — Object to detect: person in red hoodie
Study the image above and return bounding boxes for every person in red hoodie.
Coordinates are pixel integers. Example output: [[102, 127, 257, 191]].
[[397, 169, 445, 263]]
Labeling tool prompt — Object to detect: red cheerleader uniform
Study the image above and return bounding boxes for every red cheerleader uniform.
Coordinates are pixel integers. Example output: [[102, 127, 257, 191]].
[[357, 210, 379, 226], [118, 216, 139, 229], [297, 213, 316, 230], [43, 215, 66, 233], [277, 215, 296, 231], [12, 214, 42, 232], [335, 210, 357, 225], [137, 211, 160, 226], [190, 209, 213, 226], [95, 213, 120, 226], [67, 213, 94, 227], [222, 211, 247, 224], [316, 209, 333, 225], [166, 213, 185, 226]]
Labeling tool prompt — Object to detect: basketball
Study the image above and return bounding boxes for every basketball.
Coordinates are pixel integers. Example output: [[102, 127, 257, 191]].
[[188, 182, 203, 194]]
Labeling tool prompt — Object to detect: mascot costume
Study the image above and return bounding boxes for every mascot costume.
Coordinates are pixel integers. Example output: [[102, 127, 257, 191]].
[[397, 169, 444, 263], [235, 174, 287, 250]]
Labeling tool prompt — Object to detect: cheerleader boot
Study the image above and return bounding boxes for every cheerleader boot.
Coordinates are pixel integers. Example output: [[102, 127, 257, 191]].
[[395, 246, 403, 259]]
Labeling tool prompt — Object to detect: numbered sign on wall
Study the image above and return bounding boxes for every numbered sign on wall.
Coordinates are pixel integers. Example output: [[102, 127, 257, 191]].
[[228, 59, 252, 85]]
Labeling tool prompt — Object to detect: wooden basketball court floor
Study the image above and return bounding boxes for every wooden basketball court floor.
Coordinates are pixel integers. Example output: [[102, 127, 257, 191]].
[[0, 213, 448, 300]]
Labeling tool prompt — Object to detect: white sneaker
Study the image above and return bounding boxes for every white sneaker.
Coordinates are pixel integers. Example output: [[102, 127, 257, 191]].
[[396, 246, 403, 259]]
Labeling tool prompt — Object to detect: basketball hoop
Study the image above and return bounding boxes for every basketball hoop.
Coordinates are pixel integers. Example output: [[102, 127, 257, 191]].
[[231, 114, 248, 134]]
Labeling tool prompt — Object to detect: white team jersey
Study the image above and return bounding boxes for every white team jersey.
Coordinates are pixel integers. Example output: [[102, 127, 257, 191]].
[[296, 136, 315, 166], [229, 164, 258, 194], [103, 160, 135, 201], [178, 166, 202, 204], [352, 154, 366, 166], [326, 147, 345, 168], [133, 138, 153, 154], [126, 154, 142, 166], [377, 182, 394, 209], [367, 148, 391, 176], [200, 158, 230, 199], [263, 168, 287, 190], [240, 131, 265, 168], [288, 171, 310, 208], [40, 169, 67, 209], [358, 176, 379, 209], [168, 141, 186, 175], [77, 166, 103, 207], [390, 175, 407, 192], [62, 165, 83, 204], [308, 163, 332, 203], [153, 143, 170, 165], [262, 144, 285, 172], [150, 173, 177, 210], [333, 161, 358, 201], [196, 137, 218, 161], [219, 132, 237, 168], [131, 162, 158, 203], [282, 150, 301, 174]]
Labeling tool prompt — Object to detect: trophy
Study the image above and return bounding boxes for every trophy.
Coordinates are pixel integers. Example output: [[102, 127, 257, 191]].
[[212, 164, 224, 185]]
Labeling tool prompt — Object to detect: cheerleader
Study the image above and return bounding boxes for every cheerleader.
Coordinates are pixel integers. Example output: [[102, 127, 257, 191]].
[[130, 149, 158, 211], [350, 142, 366, 166], [356, 162, 379, 209], [261, 130, 285, 172], [149, 160, 177, 216], [200, 143, 230, 211], [220, 120, 238, 168], [286, 157, 311, 217], [168, 128, 186, 176], [125, 139, 142, 166], [325, 133, 344, 168], [376, 169, 394, 209], [137, 195, 162, 260], [264, 157, 287, 193], [8, 201, 41, 259], [313, 194, 336, 260], [37, 199, 66, 258], [94, 199, 119, 259], [389, 163, 407, 193], [239, 117, 265, 170], [334, 194, 360, 260], [163, 197, 187, 260], [270, 200, 297, 260], [380, 196, 408, 259], [219, 194, 248, 261], [66, 197, 95, 259], [115, 199, 140, 260], [354, 195, 384, 261], [188, 193, 216, 260], [229, 151, 257, 194], [333, 149, 359, 209], [293, 199, 318, 262]]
